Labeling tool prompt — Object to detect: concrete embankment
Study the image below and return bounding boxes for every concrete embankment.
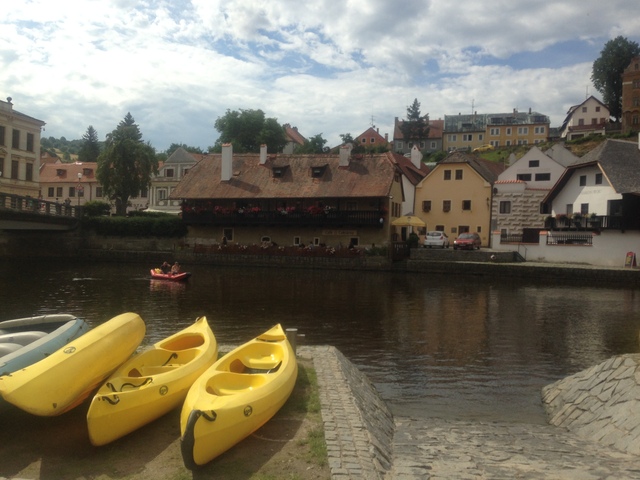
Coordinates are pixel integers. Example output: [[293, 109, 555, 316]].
[[542, 353, 640, 455], [307, 345, 640, 479]]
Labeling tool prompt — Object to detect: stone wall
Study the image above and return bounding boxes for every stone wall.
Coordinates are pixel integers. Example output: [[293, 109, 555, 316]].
[[542, 353, 640, 455], [312, 346, 394, 479]]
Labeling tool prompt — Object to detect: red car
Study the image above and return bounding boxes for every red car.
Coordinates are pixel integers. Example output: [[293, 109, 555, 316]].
[[453, 232, 481, 250]]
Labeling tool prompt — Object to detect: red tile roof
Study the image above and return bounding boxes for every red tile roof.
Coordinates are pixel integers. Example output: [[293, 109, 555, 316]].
[[283, 124, 306, 146], [39, 162, 97, 183], [170, 151, 398, 200]]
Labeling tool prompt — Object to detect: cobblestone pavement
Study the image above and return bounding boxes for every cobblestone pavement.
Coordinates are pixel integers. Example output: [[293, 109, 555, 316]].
[[305, 345, 640, 480]]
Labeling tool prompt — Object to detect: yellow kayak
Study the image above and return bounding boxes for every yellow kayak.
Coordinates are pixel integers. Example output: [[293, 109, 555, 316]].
[[0, 312, 145, 416], [180, 324, 297, 469], [87, 316, 218, 446]]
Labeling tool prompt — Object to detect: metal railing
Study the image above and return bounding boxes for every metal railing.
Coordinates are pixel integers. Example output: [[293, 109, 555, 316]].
[[546, 232, 593, 246], [0, 193, 83, 218]]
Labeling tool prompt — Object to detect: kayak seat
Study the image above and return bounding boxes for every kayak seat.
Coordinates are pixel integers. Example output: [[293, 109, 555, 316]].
[[0, 331, 48, 346], [207, 372, 268, 396], [0, 342, 24, 357]]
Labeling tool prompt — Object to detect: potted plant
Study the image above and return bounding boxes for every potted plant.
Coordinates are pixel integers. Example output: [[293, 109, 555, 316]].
[[572, 212, 583, 228], [544, 215, 555, 228]]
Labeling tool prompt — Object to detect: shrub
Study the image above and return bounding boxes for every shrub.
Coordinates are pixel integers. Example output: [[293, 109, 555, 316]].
[[82, 201, 111, 217]]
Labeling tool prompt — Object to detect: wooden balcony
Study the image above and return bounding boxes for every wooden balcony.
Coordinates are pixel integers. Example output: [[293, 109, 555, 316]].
[[182, 209, 385, 228]]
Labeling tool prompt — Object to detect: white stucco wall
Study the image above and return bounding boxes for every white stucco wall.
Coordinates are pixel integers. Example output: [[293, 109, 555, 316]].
[[552, 165, 621, 217], [492, 230, 640, 267], [498, 146, 565, 189]]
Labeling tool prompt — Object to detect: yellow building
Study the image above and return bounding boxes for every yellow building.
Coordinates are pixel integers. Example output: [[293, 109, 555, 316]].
[[414, 151, 504, 247], [0, 98, 45, 198], [443, 109, 550, 151]]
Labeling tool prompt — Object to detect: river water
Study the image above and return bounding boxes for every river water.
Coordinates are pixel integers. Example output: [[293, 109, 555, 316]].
[[2, 259, 639, 424]]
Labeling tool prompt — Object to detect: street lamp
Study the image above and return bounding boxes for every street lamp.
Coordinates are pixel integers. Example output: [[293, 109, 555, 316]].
[[77, 172, 83, 206]]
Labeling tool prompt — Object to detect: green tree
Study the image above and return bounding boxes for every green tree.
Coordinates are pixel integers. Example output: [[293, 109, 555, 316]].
[[97, 113, 158, 216], [592, 36, 640, 121], [213, 108, 287, 153], [295, 133, 328, 154], [78, 126, 101, 163], [400, 98, 430, 148]]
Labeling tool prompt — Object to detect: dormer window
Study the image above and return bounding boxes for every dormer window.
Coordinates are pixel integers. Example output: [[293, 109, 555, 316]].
[[311, 165, 327, 178], [272, 165, 288, 178], [56, 169, 65, 176], [82, 168, 93, 176]]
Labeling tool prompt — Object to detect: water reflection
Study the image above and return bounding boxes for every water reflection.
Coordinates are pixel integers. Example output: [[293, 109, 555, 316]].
[[2, 260, 639, 423]]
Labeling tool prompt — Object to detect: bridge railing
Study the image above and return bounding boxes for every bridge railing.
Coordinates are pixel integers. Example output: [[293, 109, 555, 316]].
[[0, 193, 83, 218]]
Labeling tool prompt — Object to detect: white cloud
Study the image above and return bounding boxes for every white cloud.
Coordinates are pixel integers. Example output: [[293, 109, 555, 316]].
[[2, 0, 639, 150]]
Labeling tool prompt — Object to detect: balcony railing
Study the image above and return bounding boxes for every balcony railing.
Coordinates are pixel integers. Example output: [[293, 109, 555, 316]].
[[182, 209, 386, 228]]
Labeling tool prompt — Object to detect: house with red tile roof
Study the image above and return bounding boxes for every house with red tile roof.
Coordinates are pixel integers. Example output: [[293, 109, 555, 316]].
[[354, 126, 390, 151], [393, 117, 443, 155], [282, 124, 307, 154], [39, 161, 102, 207], [170, 144, 405, 248]]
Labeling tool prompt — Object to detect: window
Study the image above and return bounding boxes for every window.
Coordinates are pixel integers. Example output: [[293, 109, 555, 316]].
[[26, 163, 33, 181], [0, 126, 4, 145], [535, 173, 550, 181], [582, 106, 587, 113], [534, 126, 545, 134], [158, 189, 167, 200], [579, 175, 587, 186], [506, 128, 512, 135], [223, 228, 233, 242], [581, 203, 589, 215], [516, 173, 532, 181], [396, 141, 403, 151], [435, 225, 445, 231], [422, 200, 431, 212], [12, 129, 19, 149], [272, 167, 285, 178], [56, 187, 63, 197], [78, 186, 84, 198], [349, 237, 359, 247], [11, 160, 18, 179], [370, 138, 375, 143], [595, 173, 603, 185], [444, 170, 452, 180], [529, 160, 539, 167], [443, 200, 451, 212], [26, 133, 34, 152], [462, 200, 471, 210], [596, 106, 601, 112], [96, 187, 103, 198], [490, 128, 499, 135], [165, 168, 174, 178], [48, 187, 54, 197], [499, 201, 511, 214], [566, 204, 573, 216], [578, 119, 584, 126], [463, 134, 473, 142], [311, 165, 326, 178], [478, 134, 483, 141], [69, 187, 76, 197], [455, 169, 463, 180], [518, 127, 529, 135]]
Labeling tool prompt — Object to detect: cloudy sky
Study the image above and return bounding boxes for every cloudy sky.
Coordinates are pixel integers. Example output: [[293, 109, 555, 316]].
[[3, 1, 640, 152]]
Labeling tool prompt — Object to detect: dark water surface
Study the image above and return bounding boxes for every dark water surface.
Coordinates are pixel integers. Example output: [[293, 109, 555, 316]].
[[3, 259, 640, 424]]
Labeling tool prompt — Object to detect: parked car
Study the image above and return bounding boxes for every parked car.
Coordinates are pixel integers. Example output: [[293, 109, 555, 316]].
[[472, 144, 494, 152], [453, 232, 481, 250], [423, 231, 449, 248]]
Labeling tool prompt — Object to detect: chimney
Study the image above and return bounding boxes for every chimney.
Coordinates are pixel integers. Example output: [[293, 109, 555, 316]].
[[385, 133, 388, 142], [339, 145, 350, 167], [260, 144, 267, 165], [411, 145, 422, 168], [221, 143, 232, 181]]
